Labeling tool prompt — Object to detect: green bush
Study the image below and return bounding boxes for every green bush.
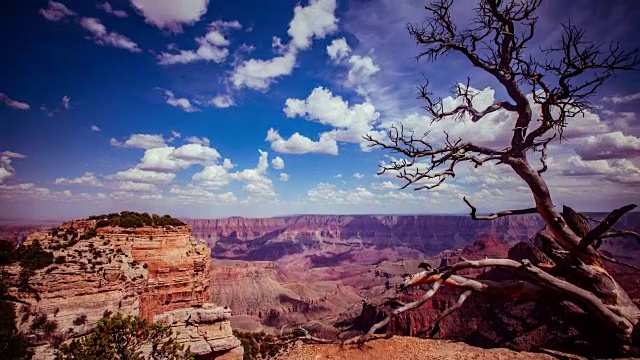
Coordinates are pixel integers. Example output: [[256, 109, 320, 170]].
[[57, 313, 194, 360], [86, 211, 185, 228], [15, 241, 53, 271]]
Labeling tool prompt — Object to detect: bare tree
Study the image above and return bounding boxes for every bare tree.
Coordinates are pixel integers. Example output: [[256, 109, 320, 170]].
[[354, 0, 640, 356]]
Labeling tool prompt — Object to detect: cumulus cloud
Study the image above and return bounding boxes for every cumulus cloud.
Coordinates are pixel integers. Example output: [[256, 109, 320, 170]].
[[229, 150, 276, 199], [222, 158, 234, 170], [210, 94, 234, 108], [575, 131, 640, 160], [0, 151, 26, 184], [288, 0, 338, 50], [110, 134, 166, 149], [97, 2, 128, 18], [327, 38, 351, 62], [352, 172, 364, 179], [157, 20, 241, 65], [192, 164, 230, 189], [80, 17, 141, 53], [280, 87, 380, 151], [91, 125, 101, 131], [265, 128, 338, 155], [40, 1, 76, 22], [562, 156, 640, 184], [130, 0, 209, 33], [230, 0, 337, 91], [231, 51, 297, 91], [186, 136, 211, 146], [271, 156, 285, 170], [602, 92, 640, 104], [137, 143, 221, 173], [346, 54, 380, 86], [163, 90, 199, 112], [107, 168, 175, 184], [55, 172, 102, 186], [0, 93, 30, 110], [279, 173, 290, 182]]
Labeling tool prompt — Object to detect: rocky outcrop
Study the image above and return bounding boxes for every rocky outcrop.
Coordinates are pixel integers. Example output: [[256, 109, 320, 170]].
[[155, 303, 243, 359], [7, 220, 243, 359]]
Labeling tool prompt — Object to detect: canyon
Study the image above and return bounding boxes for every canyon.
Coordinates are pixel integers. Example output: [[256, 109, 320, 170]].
[[3, 219, 243, 359], [187, 212, 640, 354]]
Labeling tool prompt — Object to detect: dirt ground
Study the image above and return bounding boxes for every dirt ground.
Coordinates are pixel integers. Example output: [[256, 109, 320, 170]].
[[277, 336, 564, 360]]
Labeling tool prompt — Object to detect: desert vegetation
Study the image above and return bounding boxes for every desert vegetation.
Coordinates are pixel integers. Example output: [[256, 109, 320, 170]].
[[55, 313, 193, 360], [89, 211, 185, 228]]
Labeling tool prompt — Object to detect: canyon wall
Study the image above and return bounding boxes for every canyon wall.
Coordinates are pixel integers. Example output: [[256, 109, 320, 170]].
[[6, 220, 242, 359]]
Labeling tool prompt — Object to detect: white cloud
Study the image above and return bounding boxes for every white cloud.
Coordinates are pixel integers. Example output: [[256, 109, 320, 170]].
[[282, 87, 380, 150], [210, 94, 234, 108], [352, 172, 364, 179], [271, 156, 285, 170], [266, 128, 338, 155], [0, 93, 30, 110], [136, 143, 221, 173], [137, 147, 191, 172], [602, 92, 640, 104], [55, 172, 102, 186], [163, 90, 199, 112], [371, 181, 396, 190], [186, 136, 210, 146], [168, 130, 181, 142], [574, 131, 640, 160], [327, 38, 351, 62], [97, 2, 128, 18], [562, 156, 640, 184], [110, 134, 166, 149], [346, 55, 380, 86], [107, 168, 175, 184], [130, 0, 209, 33], [40, 1, 76, 22], [209, 20, 242, 30], [231, 51, 297, 90], [288, 0, 338, 50], [79, 17, 141, 53], [90, 125, 101, 131], [279, 173, 290, 182], [169, 185, 237, 203], [229, 150, 276, 199], [230, 0, 337, 91], [222, 158, 234, 170], [192, 164, 230, 189], [61, 95, 71, 109], [0, 151, 26, 184], [157, 26, 234, 65], [171, 143, 220, 163]]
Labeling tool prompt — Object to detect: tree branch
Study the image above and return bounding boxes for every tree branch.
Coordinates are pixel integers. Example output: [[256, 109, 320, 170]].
[[578, 204, 637, 249], [427, 290, 472, 338], [463, 196, 537, 220]]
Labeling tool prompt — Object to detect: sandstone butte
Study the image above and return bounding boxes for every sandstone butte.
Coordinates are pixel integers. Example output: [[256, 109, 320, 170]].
[[5, 219, 244, 360]]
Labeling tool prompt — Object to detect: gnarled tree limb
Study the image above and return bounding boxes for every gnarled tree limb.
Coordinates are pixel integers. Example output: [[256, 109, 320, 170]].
[[463, 196, 537, 220], [579, 204, 637, 249]]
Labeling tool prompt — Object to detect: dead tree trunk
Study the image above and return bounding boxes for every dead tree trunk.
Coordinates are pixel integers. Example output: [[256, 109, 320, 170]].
[[356, 0, 640, 356]]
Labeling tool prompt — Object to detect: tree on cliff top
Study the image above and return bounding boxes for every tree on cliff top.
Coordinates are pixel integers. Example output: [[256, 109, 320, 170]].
[[320, 0, 640, 356], [56, 313, 194, 360]]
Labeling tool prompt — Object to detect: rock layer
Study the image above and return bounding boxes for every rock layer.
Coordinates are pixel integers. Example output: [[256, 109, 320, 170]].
[[7, 220, 242, 359]]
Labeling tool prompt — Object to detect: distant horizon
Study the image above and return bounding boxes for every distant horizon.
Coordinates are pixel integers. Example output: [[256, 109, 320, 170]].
[[2, 209, 637, 224]]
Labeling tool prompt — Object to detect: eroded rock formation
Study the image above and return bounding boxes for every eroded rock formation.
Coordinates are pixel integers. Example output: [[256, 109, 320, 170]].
[[5, 220, 243, 359]]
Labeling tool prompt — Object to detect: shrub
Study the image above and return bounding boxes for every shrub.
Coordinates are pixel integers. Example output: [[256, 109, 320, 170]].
[[54, 256, 66, 264], [72, 314, 87, 326], [57, 313, 194, 360], [15, 241, 53, 270]]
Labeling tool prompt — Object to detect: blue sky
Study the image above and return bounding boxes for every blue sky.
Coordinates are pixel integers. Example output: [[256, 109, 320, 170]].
[[1, 0, 639, 219]]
